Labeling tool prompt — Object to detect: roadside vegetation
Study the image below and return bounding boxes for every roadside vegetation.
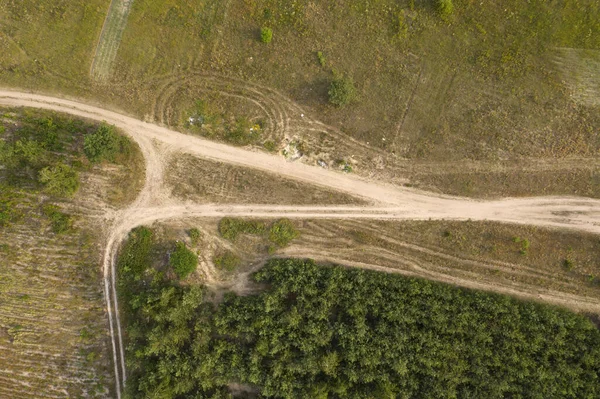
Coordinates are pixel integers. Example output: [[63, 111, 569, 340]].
[[117, 245, 600, 398], [219, 217, 299, 249]]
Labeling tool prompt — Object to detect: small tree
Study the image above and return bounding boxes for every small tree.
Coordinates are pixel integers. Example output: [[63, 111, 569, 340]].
[[437, 0, 454, 20], [260, 27, 273, 43], [38, 163, 80, 197], [328, 76, 356, 107], [84, 124, 120, 163], [170, 242, 198, 279]]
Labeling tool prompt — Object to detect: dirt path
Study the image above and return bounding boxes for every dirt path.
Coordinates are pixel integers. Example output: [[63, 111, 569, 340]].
[[2, 90, 600, 396], [90, 0, 134, 81]]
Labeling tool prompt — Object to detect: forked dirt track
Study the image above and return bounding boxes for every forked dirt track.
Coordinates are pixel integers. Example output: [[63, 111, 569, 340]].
[[2, 90, 600, 397]]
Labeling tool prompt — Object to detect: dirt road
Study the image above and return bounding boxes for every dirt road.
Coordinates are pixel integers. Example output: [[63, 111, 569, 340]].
[[2, 90, 600, 397]]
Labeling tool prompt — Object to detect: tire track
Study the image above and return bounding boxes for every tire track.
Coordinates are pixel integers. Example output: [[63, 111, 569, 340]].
[[90, 0, 134, 81]]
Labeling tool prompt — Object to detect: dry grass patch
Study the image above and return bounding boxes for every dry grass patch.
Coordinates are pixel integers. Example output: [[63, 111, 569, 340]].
[[165, 153, 366, 205]]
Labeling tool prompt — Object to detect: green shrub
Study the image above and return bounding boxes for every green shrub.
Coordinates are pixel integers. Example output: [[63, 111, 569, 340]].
[[117, 227, 154, 279], [317, 51, 326, 67], [328, 76, 356, 107], [269, 218, 299, 247], [214, 250, 241, 272], [170, 242, 198, 279], [84, 124, 120, 163], [189, 228, 201, 245], [260, 27, 273, 43], [38, 163, 80, 197], [42, 204, 73, 234], [218, 217, 266, 241], [437, 0, 454, 20]]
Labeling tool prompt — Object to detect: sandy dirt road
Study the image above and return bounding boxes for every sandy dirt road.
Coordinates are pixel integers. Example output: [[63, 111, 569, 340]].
[[2, 90, 600, 397]]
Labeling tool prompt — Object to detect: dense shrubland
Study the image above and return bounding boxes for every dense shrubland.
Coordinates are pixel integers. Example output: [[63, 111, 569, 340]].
[[118, 229, 600, 399]]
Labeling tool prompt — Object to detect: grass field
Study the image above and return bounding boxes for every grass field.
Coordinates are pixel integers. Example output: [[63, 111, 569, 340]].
[[0, 0, 108, 94], [1, 0, 599, 198]]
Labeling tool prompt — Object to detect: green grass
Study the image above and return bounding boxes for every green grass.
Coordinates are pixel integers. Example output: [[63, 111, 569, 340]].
[[0, 0, 108, 92]]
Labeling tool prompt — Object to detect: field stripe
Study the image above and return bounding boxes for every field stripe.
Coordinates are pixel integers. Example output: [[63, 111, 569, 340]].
[[90, 0, 134, 81]]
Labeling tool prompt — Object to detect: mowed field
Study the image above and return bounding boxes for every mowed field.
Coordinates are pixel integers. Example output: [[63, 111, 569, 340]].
[[1, 0, 600, 198]]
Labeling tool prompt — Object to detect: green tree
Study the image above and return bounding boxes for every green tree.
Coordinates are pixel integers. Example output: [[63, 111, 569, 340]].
[[170, 242, 198, 279], [84, 124, 120, 163], [260, 27, 273, 43], [38, 163, 80, 197], [328, 76, 356, 107]]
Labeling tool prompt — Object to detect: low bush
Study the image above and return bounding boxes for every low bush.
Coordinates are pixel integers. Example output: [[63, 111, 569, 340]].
[[170, 242, 198, 279], [218, 217, 266, 241], [268, 218, 299, 247], [83, 124, 121, 163], [214, 250, 241, 272], [38, 163, 79, 197], [328, 76, 356, 107], [437, 0, 454, 20], [260, 27, 273, 43]]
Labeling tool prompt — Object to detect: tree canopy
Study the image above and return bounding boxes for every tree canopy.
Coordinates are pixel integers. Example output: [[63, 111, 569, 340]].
[[117, 233, 600, 399]]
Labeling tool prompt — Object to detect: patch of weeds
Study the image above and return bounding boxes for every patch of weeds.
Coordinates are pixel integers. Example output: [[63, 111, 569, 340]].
[[0, 186, 22, 227], [170, 242, 198, 279], [214, 250, 241, 272], [268, 218, 299, 247], [442, 230, 452, 238], [317, 51, 326, 67], [513, 236, 530, 255], [396, 11, 408, 38], [0, 243, 9, 253], [42, 204, 73, 234], [38, 163, 80, 197], [263, 140, 277, 152], [334, 159, 353, 173], [219, 217, 267, 241], [189, 228, 201, 245], [563, 258, 575, 271]]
